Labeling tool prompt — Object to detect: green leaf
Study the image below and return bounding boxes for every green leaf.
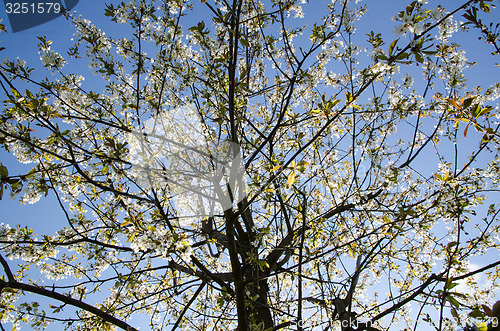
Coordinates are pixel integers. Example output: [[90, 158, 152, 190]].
[[446, 99, 460, 110], [446, 282, 458, 290], [11, 181, 22, 194], [326, 99, 341, 110], [396, 52, 409, 60], [478, 106, 493, 117], [422, 50, 437, 56], [446, 294, 461, 308], [271, 165, 281, 172], [389, 39, 399, 56], [240, 38, 250, 47], [451, 307, 459, 320], [415, 52, 424, 63], [287, 171, 296, 187], [471, 104, 481, 118], [406, 2, 416, 15], [464, 122, 470, 138], [345, 92, 353, 102], [297, 161, 309, 173], [480, 2, 491, 13], [126, 231, 137, 242], [462, 96, 475, 110], [482, 304, 492, 317], [0, 164, 7, 178], [476, 322, 489, 331], [120, 221, 132, 227], [469, 308, 485, 319]]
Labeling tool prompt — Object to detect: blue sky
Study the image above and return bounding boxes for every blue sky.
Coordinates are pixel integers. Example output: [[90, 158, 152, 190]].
[[0, 0, 121, 234]]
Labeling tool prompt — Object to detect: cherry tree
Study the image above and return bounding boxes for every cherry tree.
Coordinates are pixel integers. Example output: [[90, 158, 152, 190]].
[[0, 0, 500, 330]]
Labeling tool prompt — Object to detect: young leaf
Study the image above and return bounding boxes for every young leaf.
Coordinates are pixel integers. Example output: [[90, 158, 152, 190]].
[[480, 2, 491, 13], [0, 164, 7, 178], [482, 304, 493, 317], [271, 165, 281, 172], [446, 99, 460, 110], [464, 122, 470, 138], [240, 38, 250, 47], [446, 294, 461, 308], [389, 39, 399, 55], [396, 52, 409, 60], [469, 308, 485, 319], [415, 52, 424, 63], [462, 96, 475, 110], [287, 171, 296, 187], [451, 307, 459, 320]]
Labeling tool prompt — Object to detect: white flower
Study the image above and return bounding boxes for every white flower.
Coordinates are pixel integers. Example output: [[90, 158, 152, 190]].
[[291, 4, 304, 18], [429, 8, 443, 20], [370, 62, 391, 75], [401, 15, 412, 25], [402, 73, 414, 88], [41, 51, 65, 69], [393, 24, 405, 36], [408, 23, 423, 35]]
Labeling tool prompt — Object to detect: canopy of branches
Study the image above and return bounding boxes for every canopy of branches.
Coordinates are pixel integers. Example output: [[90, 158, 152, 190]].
[[0, 0, 499, 330]]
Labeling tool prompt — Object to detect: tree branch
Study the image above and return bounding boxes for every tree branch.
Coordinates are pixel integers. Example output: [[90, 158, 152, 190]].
[[0, 255, 137, 331]]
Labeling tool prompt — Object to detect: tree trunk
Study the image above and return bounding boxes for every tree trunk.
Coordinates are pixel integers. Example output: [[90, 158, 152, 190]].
[[245, 266, 274, 330]]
